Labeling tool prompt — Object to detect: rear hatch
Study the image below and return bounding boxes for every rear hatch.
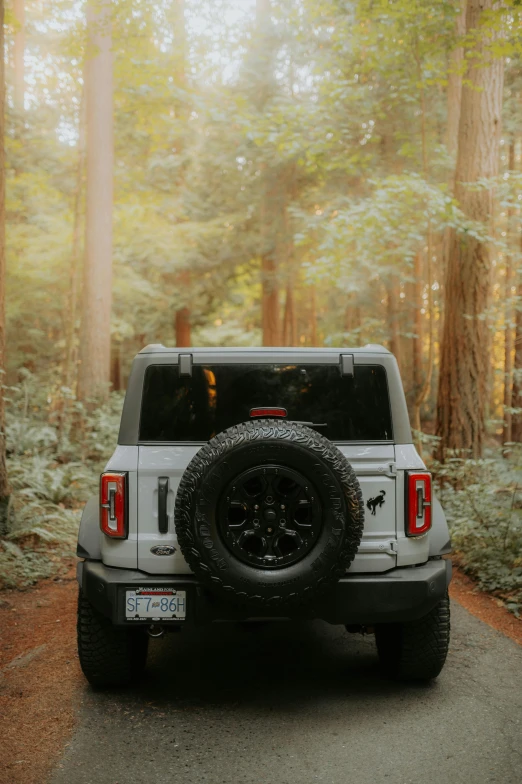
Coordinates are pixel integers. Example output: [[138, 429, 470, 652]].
[[136, 356, 397, 574]]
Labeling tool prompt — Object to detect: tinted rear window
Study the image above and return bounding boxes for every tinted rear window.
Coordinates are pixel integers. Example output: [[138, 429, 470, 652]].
[[139, 364, 392, 442]]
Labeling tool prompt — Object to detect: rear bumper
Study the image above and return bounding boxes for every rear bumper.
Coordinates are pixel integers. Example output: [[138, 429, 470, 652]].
[[77, 558, 451, 627]]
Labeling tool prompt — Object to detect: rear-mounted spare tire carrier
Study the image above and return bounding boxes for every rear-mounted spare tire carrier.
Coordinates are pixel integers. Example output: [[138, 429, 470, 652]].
[[174, 421, 365, 608]]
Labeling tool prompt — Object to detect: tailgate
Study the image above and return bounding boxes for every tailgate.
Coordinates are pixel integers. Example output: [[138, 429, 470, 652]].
[[338, 445, 397, 573], [137, 446, 198, 574], [137, 443, 397, 575]]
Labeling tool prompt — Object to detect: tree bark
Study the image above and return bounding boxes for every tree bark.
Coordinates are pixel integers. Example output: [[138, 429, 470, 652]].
[[440, 0, 466, 348], [411, 252, 423, 398], [175, 269, 191, 346], [387, 276, 401, 368], [0, 0, 10, 532], [110, 343, 122, 391], [436, 0, 504, 458], [261, 254, 280, 345], [171, 0, 191, 345], [63, 85, 86, 395], [310, 285, 318, 346], [446, 0, 466, 158], [344, 297, 361, 344], [282, 278, 297, 346], [511, 226, 522, 443], [503, 138, 516, 446], [78, 1, 114, 403], [13, 0, 25, 112]]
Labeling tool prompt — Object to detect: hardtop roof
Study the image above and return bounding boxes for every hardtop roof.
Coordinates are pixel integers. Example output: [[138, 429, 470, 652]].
[[138, 343, 391, 356]]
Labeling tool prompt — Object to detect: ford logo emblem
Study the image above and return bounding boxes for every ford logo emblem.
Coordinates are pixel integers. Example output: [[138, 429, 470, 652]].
[[150, 545, 176, 556]]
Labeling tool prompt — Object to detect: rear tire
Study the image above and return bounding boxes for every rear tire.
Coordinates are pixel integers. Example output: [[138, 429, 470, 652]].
[[375, 593, 450, 681], [77, 591, 149, 688]]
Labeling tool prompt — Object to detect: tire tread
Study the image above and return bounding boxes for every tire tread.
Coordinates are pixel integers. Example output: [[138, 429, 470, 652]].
[[77, 591, 148, 688], [376, 592, 450, 681], [175, 421, 365, 607]]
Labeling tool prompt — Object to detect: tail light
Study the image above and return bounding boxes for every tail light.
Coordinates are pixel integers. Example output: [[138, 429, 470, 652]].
[[100, 472, 128, 539], [405, 471, 432, 536]]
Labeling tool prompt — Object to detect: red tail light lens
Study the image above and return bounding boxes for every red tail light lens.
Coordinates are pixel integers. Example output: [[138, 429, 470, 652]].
[[250, 407, 287, 418], [405, 471, 432, 537], [100, 472, 128, 539]]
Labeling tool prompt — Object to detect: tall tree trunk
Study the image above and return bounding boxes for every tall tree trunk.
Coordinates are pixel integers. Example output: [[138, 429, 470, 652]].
[[503, 138, 516, 446], [110, 343, 122, 391], [344, 297, 361, 342], [0, 0, 10, 533], [446, 0, 466, 158], [440, 0, 466, 348], [78, 1, 114, 403], [171, 0, 191, 345], [387, 276, 401, 367], [310, 285, 318, 346], [436, 0, 504, 458], [255, 0, 280, 346], [281, 188, 296, 347], [261, 254, 280, 345], [175, 269, 191, 345], [511, 227, 522, 443], [13, 0, 24, 112], [411, 252, 423, 398], [282, 278, 296, 346], [412, 248, 435, 452], [63, 85, 86, 395]]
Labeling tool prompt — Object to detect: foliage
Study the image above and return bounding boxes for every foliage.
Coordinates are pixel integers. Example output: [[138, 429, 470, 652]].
[[1, 0, 522, 604], [432, 450, 522, 617], [0, 374, 122, 589]]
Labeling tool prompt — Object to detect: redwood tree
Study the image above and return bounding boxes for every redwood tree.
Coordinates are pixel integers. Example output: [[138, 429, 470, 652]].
[[13, 0, 24, 111], [256, 0, 281, 346], [436, 0, 504, 457], [77, 1, 114, 402], [172, 0, 191, 347], [0, 0, 10, 532]]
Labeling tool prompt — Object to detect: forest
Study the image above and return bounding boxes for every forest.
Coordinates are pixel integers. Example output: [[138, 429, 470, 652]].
[[0, 0, 521, 615]]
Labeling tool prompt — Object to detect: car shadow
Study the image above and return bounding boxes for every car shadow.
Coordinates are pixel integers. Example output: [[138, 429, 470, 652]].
[[100, 620, 436, 713]]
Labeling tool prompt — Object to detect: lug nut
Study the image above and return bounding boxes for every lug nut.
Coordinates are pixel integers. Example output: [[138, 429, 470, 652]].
[[281, 504, 286, 510], [267, 527, 273, 534], [254, 504, 260, 511], [280, 519, 286, 527]]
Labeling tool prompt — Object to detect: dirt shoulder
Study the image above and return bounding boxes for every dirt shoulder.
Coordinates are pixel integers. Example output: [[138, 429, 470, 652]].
[[449, 565, 522, 646], [0, 562, 520, 784], [0, 561, 79, 784]]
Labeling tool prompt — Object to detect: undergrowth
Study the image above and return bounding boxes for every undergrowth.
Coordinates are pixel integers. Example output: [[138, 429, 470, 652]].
[[429, 446, 522, 618], [0, 371, 123, 589], [1, 372, 521, 617]]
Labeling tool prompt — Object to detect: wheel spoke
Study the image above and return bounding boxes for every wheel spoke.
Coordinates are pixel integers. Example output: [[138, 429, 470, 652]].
[[219, 464, 321, 569]]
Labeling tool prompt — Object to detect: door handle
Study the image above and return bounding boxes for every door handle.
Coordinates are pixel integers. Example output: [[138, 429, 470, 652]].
[[158, 477, 169, 534]]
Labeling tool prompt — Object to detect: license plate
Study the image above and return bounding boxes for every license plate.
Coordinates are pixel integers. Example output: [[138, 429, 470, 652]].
[[125, 588, 186, 621]]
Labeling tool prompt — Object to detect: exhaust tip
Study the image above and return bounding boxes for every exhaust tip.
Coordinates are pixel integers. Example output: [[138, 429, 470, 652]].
[[147, 624, 165, 638]]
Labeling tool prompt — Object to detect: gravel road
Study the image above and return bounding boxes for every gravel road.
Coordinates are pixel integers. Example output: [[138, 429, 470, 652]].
[[51, 601, 522, 784]]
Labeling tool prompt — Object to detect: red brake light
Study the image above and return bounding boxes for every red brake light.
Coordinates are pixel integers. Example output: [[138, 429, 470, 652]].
[[100, 472, 128, 539], [250, 407, 287, 418], [405, 471, 432, 536]]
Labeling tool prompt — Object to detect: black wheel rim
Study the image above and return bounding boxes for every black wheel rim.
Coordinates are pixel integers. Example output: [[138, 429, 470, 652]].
[[218, 464, 322, 569]]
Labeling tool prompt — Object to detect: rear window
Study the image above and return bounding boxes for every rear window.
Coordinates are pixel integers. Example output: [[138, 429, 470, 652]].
[[139, 364, 392, 442]]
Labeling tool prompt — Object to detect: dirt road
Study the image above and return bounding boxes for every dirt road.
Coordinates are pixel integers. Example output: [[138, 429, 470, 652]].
[[1, 571, 521, 784]]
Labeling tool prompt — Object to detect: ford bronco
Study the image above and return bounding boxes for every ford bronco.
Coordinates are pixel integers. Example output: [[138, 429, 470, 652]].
[[76, 345, 451, 687]]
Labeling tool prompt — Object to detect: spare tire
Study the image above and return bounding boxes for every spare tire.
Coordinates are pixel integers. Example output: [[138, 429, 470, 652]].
[[174, 421, 365, 608]]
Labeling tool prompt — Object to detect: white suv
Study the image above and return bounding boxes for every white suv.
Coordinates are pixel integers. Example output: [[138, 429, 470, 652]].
[[76, 345, 451, 687]]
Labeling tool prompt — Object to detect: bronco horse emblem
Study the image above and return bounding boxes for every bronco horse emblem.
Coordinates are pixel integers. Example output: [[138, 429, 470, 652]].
[[366, 489, 386, 516]]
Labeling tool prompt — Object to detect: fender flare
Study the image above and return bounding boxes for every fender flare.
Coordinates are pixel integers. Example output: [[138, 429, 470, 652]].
[[429, 494, 452, 557], [77, 495, 102, 560]]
